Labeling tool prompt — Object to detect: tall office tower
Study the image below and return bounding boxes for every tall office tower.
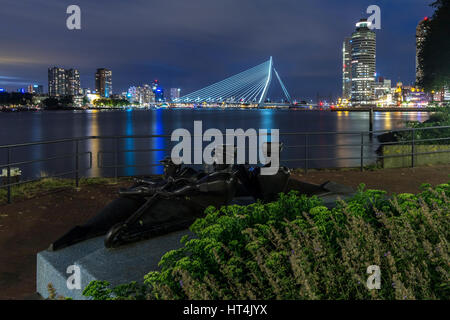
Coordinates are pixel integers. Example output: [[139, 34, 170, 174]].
[[35, 85, 44, 94], [152, 80, 164, 102], [170, 88, 181, 101], [48, 67, 67, 97], [27, 84, 44, 94], [342, 37, 352, 99], [127, 86, 138, 102], [350, 19, 376, 105], [416, 17, 428, 86], [141, 84, 156, 104], [65, 69, 81, 96], [95, 68, 113, 98]]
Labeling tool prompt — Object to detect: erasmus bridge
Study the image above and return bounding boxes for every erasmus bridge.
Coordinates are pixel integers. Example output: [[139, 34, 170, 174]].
[[173, 57, 292, 107]]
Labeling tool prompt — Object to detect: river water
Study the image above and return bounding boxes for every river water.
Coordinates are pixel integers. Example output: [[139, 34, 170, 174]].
[[0, 109, 428, 180]]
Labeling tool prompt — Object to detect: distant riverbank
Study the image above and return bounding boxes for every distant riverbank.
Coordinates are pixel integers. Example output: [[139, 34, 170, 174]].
[[0, 105, 443, 113]]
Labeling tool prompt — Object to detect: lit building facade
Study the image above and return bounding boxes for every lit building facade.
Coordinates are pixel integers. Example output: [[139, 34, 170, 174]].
[[416, 17, 429, 86], [139, 84, 156, 104], [350, 19, 376, 105], [374, 78, 393, 106], [169, 88, 181, 102], [48, 67, 81, 97], [27, 84, 44, 94], [48, 67, 67, 97], [127, 85, 156, 105], [445, 87, 450, 102], [66, 69, 81, 96], [342, 37, 352, 100], [95, 68, 113, 98], [152, 80, 164, 102]]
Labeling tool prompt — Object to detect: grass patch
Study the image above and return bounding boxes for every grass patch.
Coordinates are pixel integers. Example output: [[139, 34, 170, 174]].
[[0, 177, 126, 204]]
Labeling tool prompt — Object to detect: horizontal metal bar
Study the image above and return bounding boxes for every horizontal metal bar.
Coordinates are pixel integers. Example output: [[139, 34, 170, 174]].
[[0, 126, 449, 150], [280, 125, 450, 136], [379, 136, 450, 146], [0, 137, 89, 150], [0, 152, 92, 169], [98, 149, 170, 155], [285, 143, 366, 149], [98, 164, 164, 169]]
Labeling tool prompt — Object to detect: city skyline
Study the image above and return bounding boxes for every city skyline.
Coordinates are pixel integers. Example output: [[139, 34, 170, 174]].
[[0, 0, 434, 100]]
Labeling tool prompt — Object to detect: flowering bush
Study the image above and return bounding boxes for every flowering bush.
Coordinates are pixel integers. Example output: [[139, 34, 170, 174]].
[[83, 182, 450, 300]]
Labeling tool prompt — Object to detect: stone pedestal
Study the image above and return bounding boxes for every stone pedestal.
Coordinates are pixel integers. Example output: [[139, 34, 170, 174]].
[[37, 230, 192, 300]]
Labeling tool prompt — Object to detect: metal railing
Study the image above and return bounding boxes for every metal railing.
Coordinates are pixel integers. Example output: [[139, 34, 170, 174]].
[[1, 126, 449, 204]]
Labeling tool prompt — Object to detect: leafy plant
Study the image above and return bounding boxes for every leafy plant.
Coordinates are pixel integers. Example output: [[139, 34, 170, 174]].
[[83, 184, 450, 300]]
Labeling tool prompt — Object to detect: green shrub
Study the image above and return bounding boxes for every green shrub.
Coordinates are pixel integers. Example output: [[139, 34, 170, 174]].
[[392, 108, 450, 145], [84, 183, 450, 300]]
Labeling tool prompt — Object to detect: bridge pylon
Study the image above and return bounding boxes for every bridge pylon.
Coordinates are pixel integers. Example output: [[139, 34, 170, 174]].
[[174, 57, 292, 106]]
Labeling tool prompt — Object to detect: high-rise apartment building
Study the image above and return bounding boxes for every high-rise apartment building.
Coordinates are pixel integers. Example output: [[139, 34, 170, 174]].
[[169, 88, 181, 102], [66, 69, 81, 96], [127, 85, 156, 104], [342, 37, 352, 99], [48, 67, 67, 97], [350, 19, 376, 105], [95, 68, 113, 98], [139, 84, 155, 104], [151, 80, 164, 102], [416, 17, 428, 86], [48, 67, 81, 97], [27, 84, 44, 94]]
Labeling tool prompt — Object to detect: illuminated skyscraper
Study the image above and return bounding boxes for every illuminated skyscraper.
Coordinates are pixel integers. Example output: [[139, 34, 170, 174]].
[[27, 84, 44, 94], [48, 67, 67, 97], [66, 69, 81, 96], [151, 80, 164, 102], [350, 19, 376, 105], [48, 67, 80, 97], [170, 88, 181, 101], [95, 68, 113, 98], [416, 17, 428, 86], [127, 85, 156, 104], [342, 37, 352, 99]]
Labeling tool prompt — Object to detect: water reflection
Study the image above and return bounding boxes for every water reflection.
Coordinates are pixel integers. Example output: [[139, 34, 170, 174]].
[[31, 113, 43, 178], [385, 112, 393, 130], [86, 110, 101, 177], [0, 110, 431, 179], [260, 109, 274, 130], [124, 110, 136, 176], [151, 109, 165, 175]]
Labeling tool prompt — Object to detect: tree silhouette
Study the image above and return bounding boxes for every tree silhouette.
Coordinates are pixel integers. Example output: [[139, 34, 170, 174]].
[[418, 0, 450, 91]]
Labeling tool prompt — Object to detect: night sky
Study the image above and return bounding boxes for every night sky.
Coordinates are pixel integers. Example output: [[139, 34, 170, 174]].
[[0, 0, 434, 100]]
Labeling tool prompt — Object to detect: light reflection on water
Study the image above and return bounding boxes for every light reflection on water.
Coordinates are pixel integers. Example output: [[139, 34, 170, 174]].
[[87, 110, 100, 177], [124, 110, 136, 177], [151, 109, 165, 175], [0, 109, 430, 179]]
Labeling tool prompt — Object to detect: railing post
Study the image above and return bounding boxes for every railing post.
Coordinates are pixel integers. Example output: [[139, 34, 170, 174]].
[[7, 147, 11, 204], [114, 138, 119, 182], [411, 128, 416, 168], [304, 134, 309, 174], [369, 108, 374, 140], [360, 132, 364, 172], [75, 139, 79, 188]]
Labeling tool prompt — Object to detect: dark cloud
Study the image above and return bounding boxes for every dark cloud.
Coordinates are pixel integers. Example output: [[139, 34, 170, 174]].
[[0, 0, 434, 99]]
